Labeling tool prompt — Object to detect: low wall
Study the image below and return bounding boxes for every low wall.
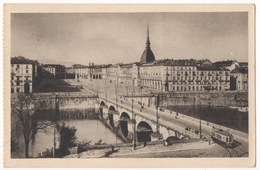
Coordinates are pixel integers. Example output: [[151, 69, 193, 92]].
[[123, 91, 248, 108], [161, 91, 248, 107]]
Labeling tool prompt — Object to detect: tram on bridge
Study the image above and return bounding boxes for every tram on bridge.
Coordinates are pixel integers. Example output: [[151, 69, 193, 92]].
[[211, 127, 233, 148]]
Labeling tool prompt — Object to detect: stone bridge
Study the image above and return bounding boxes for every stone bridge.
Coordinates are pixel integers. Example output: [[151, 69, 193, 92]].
[[96, 97, 186, 143]]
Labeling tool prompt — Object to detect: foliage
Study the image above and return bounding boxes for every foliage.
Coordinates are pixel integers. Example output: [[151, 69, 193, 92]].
[[11, 139, 19, 152], [11, 56, 39, 65], [33, 79, 80, 93], [11, 93, 52, 158], [76, 139, 91, 153], [55, 122, 77, 157]]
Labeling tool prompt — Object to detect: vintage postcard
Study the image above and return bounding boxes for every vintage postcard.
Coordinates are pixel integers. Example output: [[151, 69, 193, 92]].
[[3, 4, 255, 168]]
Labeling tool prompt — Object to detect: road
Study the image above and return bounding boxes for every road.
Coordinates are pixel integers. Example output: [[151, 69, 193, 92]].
[[65, 78, 249, 157]]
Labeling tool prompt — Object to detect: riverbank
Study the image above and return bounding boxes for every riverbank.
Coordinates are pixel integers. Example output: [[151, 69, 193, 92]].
[[64, 139, 240, 158]]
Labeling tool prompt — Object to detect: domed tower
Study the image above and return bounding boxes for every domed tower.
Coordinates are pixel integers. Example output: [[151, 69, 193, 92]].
[[140, 25, 155, 63]]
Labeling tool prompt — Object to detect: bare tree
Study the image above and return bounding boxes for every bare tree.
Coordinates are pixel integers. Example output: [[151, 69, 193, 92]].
[[11, 94, 52, 158]]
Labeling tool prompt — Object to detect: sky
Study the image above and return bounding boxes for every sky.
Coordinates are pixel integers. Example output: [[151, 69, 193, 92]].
[[11, 12, 248, 66]]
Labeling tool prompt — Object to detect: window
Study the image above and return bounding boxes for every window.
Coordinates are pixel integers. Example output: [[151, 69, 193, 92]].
[[26, 70, 29, 73], [16, 88, 20, 93]]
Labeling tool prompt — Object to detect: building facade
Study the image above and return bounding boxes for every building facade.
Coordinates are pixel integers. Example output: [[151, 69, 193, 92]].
[[42, 64, 66, 79], [11, 57, 39, 94], [138, 60, 230, 92], [230, 67, 248, 91]]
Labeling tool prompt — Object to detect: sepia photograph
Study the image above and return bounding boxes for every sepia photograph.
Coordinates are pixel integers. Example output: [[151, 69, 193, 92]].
[[3, 4, 255, 168]]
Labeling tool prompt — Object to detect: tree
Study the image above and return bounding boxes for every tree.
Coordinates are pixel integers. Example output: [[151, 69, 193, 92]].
[[56, 122, 77, 157], [11, 94, 51, 158]]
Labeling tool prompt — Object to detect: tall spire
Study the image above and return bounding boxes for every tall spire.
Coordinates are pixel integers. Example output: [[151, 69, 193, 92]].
[[146, 25, 151, 49], [140, 25, 155, 63]]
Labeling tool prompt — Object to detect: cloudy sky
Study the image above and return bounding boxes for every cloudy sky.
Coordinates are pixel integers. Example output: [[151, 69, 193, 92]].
[[11, 12, 248, 66]]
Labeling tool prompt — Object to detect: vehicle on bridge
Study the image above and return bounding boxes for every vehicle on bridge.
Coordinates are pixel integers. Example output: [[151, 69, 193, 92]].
[[211, 127, 233, 148], [163, 136, 180, 146], [163, 135, 190, 146]]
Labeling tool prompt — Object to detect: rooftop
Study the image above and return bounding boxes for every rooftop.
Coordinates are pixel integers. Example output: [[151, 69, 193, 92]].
[[213, 60, 237, 66], [231, 67, 248, 74], [11, 56, 39, 65]]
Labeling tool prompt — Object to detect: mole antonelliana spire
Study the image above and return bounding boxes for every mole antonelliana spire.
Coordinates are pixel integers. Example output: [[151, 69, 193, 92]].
[[140, 25, 155, 63]]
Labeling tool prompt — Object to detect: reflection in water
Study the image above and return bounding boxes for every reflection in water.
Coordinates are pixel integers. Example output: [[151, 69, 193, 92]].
[[15, 120, 123, 158]]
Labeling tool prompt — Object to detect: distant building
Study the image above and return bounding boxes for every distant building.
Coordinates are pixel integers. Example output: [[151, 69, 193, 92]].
[[230, 67, 248, 91], [71, 64, 89, 79], [65, 67, 76, 79], [213, 60, 239, 71], [239, 62, 248, 68], [11, 56, 39, 94], [114, 63, 133, 86], [138, 59, 230, 92], [70, 63, 108, 80], [89, 63, 103, 80], [42, 64, 66, 79], [106, 64, 119, 83]]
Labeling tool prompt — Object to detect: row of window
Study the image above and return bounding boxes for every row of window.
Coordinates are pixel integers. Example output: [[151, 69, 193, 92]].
[[172, 85, 223, 91], [140, 71, 229, 76], [172, 76, 229, 81], [11, 64, 30, 69], [11, 76, 32, 81]]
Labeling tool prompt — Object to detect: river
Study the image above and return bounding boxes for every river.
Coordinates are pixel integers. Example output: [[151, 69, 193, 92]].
[[12, 119, 123, 158], [165, 105, 248, 133]]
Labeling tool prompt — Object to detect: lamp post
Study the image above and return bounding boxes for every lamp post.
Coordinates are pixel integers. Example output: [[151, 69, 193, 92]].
[[196, 97, 202, 139], [199, 108, 202, 139], [156, 94, 160, 133], [131, 92, 136, 150], [96, 78, 99, 96], [115, 82, 118, 110], [53, 94, 58, 158], [105, 79, 107, 102], [140, 86, 143, 111]]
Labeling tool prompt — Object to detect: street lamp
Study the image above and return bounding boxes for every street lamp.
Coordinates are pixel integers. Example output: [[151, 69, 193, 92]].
[[115, 82, 118, 110], [105, 79, 107, 102], [140, 86, 143, 111], [53, 94, 58, 158], [156, 94, 160, 133], [96, 78, 99, 96], [131, 92, 136, 150], [199, 108, 202, 139]]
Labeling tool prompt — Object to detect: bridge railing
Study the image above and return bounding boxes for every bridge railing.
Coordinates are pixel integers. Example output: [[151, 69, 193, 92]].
[[161, 108, 248, 140]]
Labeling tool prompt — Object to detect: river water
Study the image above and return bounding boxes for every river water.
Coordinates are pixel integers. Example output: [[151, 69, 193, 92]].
[[13, 119, 123, 158], [166, 105, 248, 133]]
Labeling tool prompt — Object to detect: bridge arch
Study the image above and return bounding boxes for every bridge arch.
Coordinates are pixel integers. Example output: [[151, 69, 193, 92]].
[[99, 101, 106, 119], [119, 112, 130, 138], [137, 121, 153, 142], [108, 105, 116, 128]]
